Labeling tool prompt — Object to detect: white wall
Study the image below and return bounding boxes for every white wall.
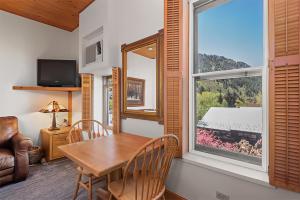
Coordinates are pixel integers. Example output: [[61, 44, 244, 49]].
[[114, 0, 164, 137], [167, 159, 300, 200], [127, 52, 156, 110], [79, 0, 118, 73], [0, 11, 81, 144], [79, 0, 164, 137]]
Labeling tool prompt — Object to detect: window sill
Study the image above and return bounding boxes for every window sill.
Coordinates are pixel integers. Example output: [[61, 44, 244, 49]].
[[182, 152, 271, 187]]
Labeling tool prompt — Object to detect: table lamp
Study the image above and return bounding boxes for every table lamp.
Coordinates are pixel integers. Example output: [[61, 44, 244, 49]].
[[39, 101, 68, 131]]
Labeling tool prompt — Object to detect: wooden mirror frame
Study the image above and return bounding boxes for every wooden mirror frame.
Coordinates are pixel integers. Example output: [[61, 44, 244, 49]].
[[121, 30, 164, 123]]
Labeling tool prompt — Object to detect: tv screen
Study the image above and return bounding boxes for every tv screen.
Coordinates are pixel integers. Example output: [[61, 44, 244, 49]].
[[37, 59, 77, 87]]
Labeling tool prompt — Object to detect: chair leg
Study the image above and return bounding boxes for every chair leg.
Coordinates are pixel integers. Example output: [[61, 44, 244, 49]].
[[104, 175, 108, 190], [109, 193, 113, 200], [73, 173, 82, 200], [88, 176, 93, 200]]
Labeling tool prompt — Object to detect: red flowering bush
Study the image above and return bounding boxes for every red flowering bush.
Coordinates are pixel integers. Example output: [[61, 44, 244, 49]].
[[196, 129, 238, 152]]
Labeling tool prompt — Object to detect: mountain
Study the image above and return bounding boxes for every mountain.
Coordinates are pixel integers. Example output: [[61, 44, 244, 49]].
[[196, 54, 251, 73], [195, 54, 262, 109]]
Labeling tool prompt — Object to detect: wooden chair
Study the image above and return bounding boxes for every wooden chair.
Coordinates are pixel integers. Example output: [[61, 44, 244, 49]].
[[68, 119, 109, 200], [108, 134, 179, 200]]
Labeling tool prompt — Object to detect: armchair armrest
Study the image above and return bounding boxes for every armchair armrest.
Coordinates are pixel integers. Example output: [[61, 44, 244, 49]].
[[11, 133, 33, 182]]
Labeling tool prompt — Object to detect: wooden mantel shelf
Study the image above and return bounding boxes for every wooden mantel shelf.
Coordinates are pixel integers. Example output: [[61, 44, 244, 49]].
[[13, 86, 81, 92]]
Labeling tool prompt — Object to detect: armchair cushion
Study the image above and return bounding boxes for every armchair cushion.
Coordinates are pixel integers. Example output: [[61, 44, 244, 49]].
[[11, 133, 33, 181], [0, 167, 14, 178], [0, 149, 14, 170]]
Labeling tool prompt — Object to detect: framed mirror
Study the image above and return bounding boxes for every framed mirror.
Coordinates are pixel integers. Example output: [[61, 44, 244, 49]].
[[121, 30, 164, 123]]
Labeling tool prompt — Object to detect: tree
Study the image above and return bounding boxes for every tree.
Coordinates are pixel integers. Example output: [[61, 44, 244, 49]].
[[224, 88, 238, 107], [196, 91, 227, 120]]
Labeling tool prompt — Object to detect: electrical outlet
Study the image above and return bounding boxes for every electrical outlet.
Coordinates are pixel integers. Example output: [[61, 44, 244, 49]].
[[216, 191, 230, 200]]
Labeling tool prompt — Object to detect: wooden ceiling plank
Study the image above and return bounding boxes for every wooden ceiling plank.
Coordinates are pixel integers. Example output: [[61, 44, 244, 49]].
[[0, 0, 94, 31]]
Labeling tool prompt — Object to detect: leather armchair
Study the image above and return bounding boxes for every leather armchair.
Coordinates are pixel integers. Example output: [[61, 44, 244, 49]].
[[0, 116, 33, 186]]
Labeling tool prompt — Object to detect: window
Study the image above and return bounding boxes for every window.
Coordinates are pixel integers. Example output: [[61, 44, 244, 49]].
[[103, 76, 113, 128], [190, 0, 266, 168]]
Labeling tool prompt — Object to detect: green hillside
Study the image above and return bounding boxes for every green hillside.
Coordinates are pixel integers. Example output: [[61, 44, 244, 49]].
[[196, 54, 262, 120], [196, 54, 250, 73]]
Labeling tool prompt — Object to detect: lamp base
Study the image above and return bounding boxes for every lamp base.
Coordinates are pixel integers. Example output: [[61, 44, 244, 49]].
[[49, 112, 60, 131]]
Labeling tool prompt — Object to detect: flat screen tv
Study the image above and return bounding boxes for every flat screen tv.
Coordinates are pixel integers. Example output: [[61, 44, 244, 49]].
[[37, 59, 78, 87]]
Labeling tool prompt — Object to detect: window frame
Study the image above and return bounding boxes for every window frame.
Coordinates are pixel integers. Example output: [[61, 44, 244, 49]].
[[188, 0, 269, 172]]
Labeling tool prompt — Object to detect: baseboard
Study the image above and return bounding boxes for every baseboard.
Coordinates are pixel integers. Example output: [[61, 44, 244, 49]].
[[165, 189, 187, 200]]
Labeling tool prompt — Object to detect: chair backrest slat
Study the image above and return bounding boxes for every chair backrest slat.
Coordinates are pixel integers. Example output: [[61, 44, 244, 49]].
[[68, 119, 109, 144], [145, 143, 155, 200], [118, 135, 179, 200]]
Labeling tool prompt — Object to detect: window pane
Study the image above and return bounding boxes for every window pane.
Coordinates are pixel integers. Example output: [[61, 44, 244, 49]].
[[194, 76, 262, 165], [194, 0, 263, 73], [107, 85, 113, 127], [103, 76, 113, 127]]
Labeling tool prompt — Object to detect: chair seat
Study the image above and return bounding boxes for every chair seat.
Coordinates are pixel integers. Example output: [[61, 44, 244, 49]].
[[0, 149, 14, 171], [109, 175, 165, 200]]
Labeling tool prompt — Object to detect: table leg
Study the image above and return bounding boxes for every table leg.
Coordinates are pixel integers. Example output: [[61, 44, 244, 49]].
[[96, 168, 123, 200], [110, 168, 123, 181], [96, 188, 110, 200]]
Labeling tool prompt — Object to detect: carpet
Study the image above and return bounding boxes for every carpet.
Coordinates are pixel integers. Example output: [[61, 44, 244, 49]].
[[0, 159, 104, 200]]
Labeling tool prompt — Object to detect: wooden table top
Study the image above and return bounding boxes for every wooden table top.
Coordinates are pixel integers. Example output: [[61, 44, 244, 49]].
[[58, 133, 151, 177]]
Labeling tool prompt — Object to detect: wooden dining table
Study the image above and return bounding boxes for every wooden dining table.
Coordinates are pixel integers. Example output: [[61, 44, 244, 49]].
[[59, 132, 151, 199], [59, 132, 151, 178]]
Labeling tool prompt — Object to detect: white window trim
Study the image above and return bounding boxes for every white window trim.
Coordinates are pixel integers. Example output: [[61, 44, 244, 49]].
[[188, 0, 269, 179], [193, 67, 263, 80]]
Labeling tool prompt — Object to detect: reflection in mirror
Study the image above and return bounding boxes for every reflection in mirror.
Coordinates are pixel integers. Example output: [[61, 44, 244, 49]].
[[127, 43, 157, 112]]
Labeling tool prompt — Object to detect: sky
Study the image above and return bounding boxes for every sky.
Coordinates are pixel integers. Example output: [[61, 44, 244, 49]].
[[197, 0, 264, 67]]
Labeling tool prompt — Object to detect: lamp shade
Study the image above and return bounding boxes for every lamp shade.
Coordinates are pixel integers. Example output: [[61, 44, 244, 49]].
[[39, 101, 68, 113]]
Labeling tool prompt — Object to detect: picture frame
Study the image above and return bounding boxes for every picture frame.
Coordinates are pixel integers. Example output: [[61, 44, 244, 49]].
[[127, 77, 145, 107]]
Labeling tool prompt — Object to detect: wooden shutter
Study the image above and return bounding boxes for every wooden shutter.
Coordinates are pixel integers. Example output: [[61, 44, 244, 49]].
[[164, 0, 183, 157], [112, 67, 121, 134], [269, 0, 300, 192], [81, 74, 94, 125]]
